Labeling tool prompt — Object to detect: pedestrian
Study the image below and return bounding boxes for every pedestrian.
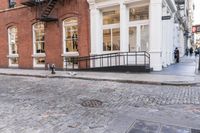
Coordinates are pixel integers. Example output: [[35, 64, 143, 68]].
[[185, 48, 189, 56], [174, 47, 180, 63], [189, 47, 193, 56]]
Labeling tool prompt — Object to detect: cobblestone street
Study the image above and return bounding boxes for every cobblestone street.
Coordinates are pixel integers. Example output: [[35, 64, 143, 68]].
[[0, 75, 200, 133]]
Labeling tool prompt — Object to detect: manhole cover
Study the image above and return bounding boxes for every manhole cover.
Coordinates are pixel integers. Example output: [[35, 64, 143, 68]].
[[81, 99, 103, 108]]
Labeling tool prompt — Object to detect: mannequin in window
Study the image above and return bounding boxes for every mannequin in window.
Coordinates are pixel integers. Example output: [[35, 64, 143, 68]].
[[72, 32, 78, 50]]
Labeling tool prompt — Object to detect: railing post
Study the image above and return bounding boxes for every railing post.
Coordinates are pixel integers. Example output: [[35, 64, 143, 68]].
[[135, 51, 137, 66], [86, 58, 88, 69], [123, 53, 126, 65], [115, 54, 117, 66], [101, 56, 102, 67], [110, 54, 112, 66], [119, 53, 120, 66], [72, 57, 74, 69], [144, 52, 146, 66], [127, 52, 128, 66]]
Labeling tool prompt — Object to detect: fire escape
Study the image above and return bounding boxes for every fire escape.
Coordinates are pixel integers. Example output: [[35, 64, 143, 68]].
[[21, 0, 59, 22], [175, 0, 186, 28]]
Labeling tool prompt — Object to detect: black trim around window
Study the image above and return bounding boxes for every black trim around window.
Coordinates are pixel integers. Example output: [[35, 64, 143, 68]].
[[8, 0, 16, 8]]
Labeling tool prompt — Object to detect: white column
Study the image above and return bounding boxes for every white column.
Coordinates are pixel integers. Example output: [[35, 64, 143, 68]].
[[120, 1, 129, 52], [89, 6, 102, 55], [149, 0, 163, 71], [161, 6, 167, 67], [169, 16, 175, 64]]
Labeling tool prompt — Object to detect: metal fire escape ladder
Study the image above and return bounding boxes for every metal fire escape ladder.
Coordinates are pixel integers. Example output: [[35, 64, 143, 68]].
[[39, 0, 58, 21]]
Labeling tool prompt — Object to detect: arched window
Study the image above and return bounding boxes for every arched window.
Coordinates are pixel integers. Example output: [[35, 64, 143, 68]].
[[63, 17, 78, 68], [33, 22, 45, 67], [8, 26, 18, 67], [63, 18, 78, 53]]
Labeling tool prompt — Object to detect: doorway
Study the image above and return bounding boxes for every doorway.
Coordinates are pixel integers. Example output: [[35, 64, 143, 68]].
[[129, 23, 149, 52]]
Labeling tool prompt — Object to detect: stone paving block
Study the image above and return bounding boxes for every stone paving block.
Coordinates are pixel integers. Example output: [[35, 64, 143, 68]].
[[0, 76, 200, 132], [161, 125, 190, 133], [191, 129, 200, 133], [133, 120, 160, 132], [128, 128, 147, 133]]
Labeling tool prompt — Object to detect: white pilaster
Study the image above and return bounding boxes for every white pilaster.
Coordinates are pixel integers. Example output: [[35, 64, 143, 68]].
[[169, 16, 174, 64], [149, 0, 162, 71], [120, 1, 128, 52], [162, 6, 167, 67], [89, 4, 102, 55]]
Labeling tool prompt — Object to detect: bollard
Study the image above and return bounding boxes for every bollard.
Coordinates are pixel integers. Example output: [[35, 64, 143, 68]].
[[50, 64, 56, 74]]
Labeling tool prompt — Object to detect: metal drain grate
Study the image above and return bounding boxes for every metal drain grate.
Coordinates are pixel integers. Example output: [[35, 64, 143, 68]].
[[81, 99, 103, 108]]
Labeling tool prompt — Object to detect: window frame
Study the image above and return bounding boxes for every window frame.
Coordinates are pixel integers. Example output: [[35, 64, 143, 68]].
[[62, 17, 79, 68], [7, 26, 19, 67], [32, 22, 46, 68], [102, 8, 120, 52], [8, 0, 16, 8]]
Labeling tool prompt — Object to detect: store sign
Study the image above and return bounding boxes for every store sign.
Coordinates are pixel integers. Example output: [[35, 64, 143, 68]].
[[192, 25, 200, 33], [162, 16, 171, 20]]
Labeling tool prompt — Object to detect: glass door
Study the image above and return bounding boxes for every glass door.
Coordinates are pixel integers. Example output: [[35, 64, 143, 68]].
[[140, 25, 149, 51], [129, 24, 149, 52], [129, 27, 137, 51]]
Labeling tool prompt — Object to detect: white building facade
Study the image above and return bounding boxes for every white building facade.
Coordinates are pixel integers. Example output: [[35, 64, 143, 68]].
[[87, 0, 186, 71]]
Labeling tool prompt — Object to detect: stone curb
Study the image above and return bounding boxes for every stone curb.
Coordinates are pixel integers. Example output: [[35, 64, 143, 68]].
[[0, 72, 198, 86]]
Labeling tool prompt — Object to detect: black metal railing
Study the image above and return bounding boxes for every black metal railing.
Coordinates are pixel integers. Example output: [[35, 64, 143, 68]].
[[65, 51, 150, 70]]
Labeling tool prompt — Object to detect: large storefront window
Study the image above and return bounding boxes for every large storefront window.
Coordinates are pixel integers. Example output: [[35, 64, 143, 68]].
[[140, 25, 149, 51], [103, 9, 120, 51], [129, 27, 137, 51], [8, 26, 18, 67], [33, 22, 45, 67], [129, 6, 149, 21], [129, 5, 149, 52], [63, 18, 78, 53]]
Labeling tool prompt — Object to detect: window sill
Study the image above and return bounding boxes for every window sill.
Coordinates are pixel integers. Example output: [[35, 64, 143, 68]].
[[61, 52, 79, 57], [9, 64, 19, 67], [7, 54, 19, 58], [32, 53, 46, 58], [102, 51, 120, 54], [33, 65, 45, 68]]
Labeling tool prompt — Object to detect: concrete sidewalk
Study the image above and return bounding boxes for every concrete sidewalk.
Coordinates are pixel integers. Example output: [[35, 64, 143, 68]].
[[0, 68, 199, 86], [0, 56, 199, 86]]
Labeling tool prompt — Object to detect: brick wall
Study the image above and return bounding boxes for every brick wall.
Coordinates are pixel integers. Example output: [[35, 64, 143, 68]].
[[0, 0, 90, 69]]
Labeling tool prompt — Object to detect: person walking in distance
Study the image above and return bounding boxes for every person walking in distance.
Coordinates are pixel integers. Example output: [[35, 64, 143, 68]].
[[174, 47, 180, 63], [189, 47, 193, 56]]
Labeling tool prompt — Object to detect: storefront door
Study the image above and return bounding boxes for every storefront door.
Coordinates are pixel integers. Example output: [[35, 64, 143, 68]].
[[129, 24, 149, 52]]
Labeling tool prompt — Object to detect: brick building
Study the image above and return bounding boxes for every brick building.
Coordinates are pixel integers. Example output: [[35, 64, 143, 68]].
[[0, 0, 90, 69]]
